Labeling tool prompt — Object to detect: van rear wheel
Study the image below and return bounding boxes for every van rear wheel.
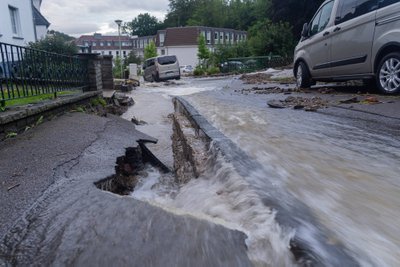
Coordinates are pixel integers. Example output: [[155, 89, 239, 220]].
[[376, 52, 400, 94], [296, 62, 312, 88]]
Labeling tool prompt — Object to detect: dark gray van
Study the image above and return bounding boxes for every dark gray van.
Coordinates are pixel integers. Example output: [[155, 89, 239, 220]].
[[143, 55, 180, 82], [294, 0, 400, 94]]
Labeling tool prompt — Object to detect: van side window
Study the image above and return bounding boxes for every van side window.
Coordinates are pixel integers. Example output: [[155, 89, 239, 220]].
[[309, 1, 334, 36], [336, 0, 378, 25], [378, 0, 398, 8]]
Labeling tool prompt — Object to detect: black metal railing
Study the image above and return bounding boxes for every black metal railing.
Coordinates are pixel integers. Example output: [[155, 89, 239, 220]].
[[220, 55, 293, 73], [0, 42, 88, 105]]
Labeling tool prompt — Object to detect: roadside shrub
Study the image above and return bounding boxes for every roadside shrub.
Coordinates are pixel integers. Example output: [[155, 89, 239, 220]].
[[91, 97, 107, 107], [193, 67, 205, 76], [206, 66, 220, 75]]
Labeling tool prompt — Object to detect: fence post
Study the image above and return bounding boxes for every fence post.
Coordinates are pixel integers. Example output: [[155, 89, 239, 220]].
[[100, 55, 114, 90], [77, 53, 102, 92]]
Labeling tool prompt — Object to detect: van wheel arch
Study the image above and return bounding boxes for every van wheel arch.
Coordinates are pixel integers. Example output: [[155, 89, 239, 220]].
[[374, 43, 400, 73]]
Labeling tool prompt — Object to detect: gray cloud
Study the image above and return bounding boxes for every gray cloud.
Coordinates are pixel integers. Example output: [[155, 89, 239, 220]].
[[41, 0, 169, 36]]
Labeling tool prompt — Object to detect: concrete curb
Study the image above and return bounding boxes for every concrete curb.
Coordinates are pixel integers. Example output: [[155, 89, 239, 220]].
[[173, 96, 360, 267]]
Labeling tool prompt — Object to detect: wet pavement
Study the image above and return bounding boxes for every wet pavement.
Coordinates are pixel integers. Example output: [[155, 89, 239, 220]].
[[0, 112, 251, 266], [1, 74, 399, 267]]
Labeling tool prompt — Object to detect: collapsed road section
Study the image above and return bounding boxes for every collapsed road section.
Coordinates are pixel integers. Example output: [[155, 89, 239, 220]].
[[172, 96, 359, 267]]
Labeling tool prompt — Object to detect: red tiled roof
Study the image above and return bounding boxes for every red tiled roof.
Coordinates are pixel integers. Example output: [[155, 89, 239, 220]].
[[164, 27, 199, 46], [75, 35, 132, 45]]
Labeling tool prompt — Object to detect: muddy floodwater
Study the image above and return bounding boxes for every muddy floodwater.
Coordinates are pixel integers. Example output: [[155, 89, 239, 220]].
[[124, 77, 400, 267]]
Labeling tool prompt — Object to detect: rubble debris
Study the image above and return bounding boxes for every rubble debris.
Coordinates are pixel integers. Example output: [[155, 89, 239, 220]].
[[339, 97, 359, 104], [112, 92, 135, 106], [240, 73, 272, 84], [318, 87, 336, 94], [267, 96, 329, 111], [363, 96, 380, 104], [267, 100, 285, 108], [131, 117, 147, 125]]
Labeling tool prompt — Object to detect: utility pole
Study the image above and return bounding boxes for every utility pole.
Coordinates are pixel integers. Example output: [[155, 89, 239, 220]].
[[115, 19, 123, 79]]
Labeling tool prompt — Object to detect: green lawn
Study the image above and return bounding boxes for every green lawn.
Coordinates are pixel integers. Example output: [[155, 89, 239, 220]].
[[1, 90, 80, 109]]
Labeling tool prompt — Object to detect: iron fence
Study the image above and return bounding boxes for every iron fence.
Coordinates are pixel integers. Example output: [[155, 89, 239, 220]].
[[0, 42, 88, 105], [220, 55, 293, 73]]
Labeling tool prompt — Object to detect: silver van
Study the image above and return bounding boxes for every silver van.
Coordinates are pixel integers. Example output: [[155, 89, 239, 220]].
[[294, 0, 400, 94], [143, 55, 180, 82]]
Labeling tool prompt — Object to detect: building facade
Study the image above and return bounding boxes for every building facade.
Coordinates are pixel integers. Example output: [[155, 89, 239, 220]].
[[75, 33, 134, 59], [153, 26, 247, 67], [0, 0, 49, 46]]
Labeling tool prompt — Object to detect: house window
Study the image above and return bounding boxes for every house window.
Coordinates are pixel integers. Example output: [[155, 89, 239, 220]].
[[109, 51, 112, 55], [161, 49, 165, 55], [84, 41, 89, 46], [107, 42, 112, 46], [123, 51, 126, 57], [101, 51, 105, 55], [116, 51, 119, 56], [92, 42, 96, 46], [220, 32, 223, 43], [159, 33, 165, 46], [9, 6, 21, 37], [206, 31, 211, 44], [214, 32, 219, 43], [100, 42, 104, 46]]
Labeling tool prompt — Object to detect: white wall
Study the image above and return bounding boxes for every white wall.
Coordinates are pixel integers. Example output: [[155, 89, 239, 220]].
[[35, 25, 47, 40], [0, 0, 36, 46], [163, 46, 198, 67]]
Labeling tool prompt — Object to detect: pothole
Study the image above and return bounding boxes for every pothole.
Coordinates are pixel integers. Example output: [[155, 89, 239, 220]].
[[94, 143, 171, 195]]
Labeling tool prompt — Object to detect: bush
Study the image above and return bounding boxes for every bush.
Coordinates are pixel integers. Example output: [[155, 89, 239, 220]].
[[193, 67, 205, 76], [207, 66, 220, 75]]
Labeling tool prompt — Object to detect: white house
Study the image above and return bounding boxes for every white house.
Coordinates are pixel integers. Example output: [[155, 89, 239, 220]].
[[0, 0, 50, 46], [142, 26, 247, 67], [32, 0, 50, 40]]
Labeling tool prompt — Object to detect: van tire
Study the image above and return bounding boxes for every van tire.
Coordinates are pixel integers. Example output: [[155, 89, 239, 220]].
[[376, 52, 400, 94], [296, 62, 312, 88]]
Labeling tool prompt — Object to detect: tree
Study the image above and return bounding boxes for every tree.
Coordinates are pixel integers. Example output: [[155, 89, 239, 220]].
[[197, 34, 210, 68], [164, 0, 200, 27], [123, 13, 162, 37], [28, 35, 78, 55], [113, 56, 123, 78], [124, 51, 141, 68], [269, 0, 325, 38], [248, 19, 294, 57], [47, 30, 75, 42], [144, 41, 158, 59], [211, 41, 251, 65]]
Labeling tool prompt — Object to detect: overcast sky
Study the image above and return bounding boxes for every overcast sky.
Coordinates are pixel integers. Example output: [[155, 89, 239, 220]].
[[41, 0, 169, 37]]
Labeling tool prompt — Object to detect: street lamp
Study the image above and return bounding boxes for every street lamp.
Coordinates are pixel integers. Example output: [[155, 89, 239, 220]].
[[115, 19, 123, 79]]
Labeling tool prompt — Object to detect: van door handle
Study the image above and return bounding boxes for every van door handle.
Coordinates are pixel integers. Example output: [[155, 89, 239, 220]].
[[323, 31, 330, 36], [333, 27, 341, 32]]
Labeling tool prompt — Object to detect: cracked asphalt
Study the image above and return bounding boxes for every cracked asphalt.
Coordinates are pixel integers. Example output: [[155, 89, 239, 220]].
[[0, 112, 251, 266]]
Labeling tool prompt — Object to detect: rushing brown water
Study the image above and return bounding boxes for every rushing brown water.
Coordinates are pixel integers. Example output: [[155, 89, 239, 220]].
[[124, 77, 400, 267]]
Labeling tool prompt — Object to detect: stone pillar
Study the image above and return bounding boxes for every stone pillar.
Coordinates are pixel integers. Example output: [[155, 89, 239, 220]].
[[101, 55, 114, 90], [77, 53, 103, 92], [129, 63, 139, 80]]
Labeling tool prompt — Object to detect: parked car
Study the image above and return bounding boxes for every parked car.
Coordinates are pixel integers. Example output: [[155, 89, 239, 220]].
[[143, 55, 180, 82], [221, 61, 244, 72], [180, 65, 194, 73], [293, 0, 400, 94]]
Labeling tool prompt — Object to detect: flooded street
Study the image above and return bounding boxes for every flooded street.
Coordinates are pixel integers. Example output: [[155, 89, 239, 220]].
[[124, 76, 400, 267]]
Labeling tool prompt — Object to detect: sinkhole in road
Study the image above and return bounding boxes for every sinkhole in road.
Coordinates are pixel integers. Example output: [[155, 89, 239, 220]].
[[94, 143, 171, 195]]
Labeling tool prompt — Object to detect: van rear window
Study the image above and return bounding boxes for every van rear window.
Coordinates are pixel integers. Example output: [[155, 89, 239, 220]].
[[158, 56, 177, 65]]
